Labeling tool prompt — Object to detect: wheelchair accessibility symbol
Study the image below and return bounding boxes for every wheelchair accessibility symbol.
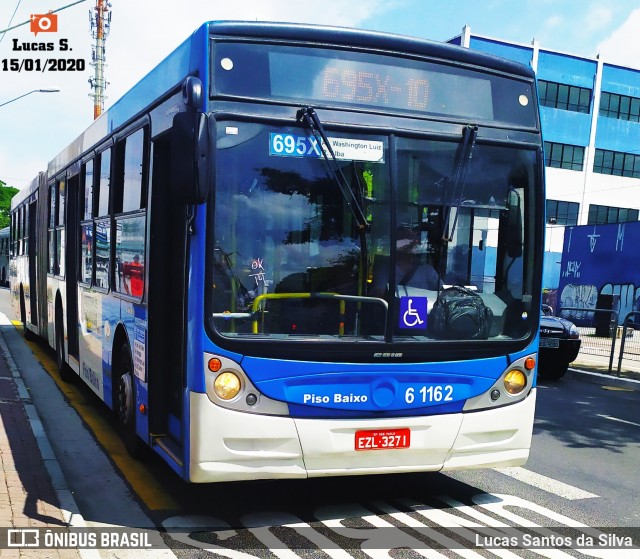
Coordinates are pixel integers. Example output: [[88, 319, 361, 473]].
[[399, 297, 428, 329]]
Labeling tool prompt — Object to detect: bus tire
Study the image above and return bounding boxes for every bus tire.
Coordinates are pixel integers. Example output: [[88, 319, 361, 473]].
[[55, 318, 75, 383], [20, 291, 35, 341], [116, 343, 146, 459]]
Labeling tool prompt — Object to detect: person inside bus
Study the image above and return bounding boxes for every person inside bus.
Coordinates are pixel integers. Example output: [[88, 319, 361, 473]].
[[395, 238, 439, 292]]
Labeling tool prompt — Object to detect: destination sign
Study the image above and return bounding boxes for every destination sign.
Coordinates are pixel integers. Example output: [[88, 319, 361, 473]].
[[212, 42, 537, 127]]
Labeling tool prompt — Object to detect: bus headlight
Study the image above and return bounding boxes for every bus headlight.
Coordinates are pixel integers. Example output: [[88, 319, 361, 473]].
[[214, 372, 241, 400], [463, 354, 535, 411], [503, 369, 527, 395]]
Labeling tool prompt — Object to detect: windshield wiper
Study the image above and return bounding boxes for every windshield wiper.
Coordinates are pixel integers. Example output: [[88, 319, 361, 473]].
[[297, 107, 370, 232], [441, 124, 478, 242]]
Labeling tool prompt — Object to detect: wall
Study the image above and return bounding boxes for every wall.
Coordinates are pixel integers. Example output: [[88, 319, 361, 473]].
[[557, 221, 640, 324]]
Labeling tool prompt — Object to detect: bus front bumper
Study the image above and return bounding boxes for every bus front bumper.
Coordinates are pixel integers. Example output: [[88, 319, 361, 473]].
[[188, 389, 536, 483]]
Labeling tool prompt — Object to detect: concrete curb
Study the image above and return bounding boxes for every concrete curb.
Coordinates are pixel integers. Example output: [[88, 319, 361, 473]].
[[568, 366, 640, 390]]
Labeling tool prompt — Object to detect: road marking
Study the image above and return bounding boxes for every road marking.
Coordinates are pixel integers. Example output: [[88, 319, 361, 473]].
[[596, 413, 640, 428], [162, 492, 635, 558], [495, 467, 598, 500]]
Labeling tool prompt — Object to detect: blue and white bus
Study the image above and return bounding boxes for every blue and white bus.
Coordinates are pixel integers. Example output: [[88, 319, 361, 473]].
[[11, 21, 544, 482]]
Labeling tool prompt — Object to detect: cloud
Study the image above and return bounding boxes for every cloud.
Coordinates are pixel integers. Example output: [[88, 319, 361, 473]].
[[543, 15, 563, 29], [583, 5, 613, 33], [597, 8, 640, 68]]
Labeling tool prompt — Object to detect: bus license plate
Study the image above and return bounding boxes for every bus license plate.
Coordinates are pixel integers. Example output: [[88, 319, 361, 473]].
[[539, 338, 560, 348], [355, 428, 410, 451]]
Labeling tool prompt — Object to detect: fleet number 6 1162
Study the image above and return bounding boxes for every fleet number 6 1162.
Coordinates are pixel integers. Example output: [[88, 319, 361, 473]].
[[405, 385, 454, 404]]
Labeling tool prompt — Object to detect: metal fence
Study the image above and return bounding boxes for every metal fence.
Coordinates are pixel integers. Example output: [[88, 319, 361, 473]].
[[558, 306, 640, 374]]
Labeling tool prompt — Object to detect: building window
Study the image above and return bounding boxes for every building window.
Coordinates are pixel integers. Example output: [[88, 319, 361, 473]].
[[546, 200, 579, 226], [544, 141, 584, 171], [593, 148, 640, 178], [538, 80, 591, 113], [600, 92, 640, 122], [587, 204, 639, 225]]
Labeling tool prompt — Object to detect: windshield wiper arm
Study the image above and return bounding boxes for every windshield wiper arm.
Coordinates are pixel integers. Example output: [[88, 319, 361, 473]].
[[441, 124, 478, 242], [297, 107, 370, 231]]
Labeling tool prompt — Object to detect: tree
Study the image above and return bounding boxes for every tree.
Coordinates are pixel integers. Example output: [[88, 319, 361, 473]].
[[0, 179, 19, 229]]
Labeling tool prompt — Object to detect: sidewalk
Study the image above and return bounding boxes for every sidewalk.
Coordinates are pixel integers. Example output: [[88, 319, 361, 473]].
[[0, 325, 81, 558], [568, 350, 640, 390]]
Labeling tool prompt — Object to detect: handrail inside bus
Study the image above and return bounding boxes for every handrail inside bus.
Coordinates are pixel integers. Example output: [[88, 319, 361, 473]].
[[212, 292, 389, 335], [250, 292, 388, 335]]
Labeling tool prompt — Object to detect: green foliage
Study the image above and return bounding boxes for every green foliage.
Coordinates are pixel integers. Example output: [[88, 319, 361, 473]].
[[0, 179, 19, 229]]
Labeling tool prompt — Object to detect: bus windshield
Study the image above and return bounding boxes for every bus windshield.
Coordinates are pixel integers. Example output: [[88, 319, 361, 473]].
[[210, 121, 537, 343]]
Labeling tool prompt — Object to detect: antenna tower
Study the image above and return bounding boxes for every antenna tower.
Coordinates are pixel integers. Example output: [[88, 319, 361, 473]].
[[89, 0, 111, 119]]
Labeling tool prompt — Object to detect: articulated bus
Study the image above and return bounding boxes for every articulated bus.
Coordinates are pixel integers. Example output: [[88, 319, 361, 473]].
[[10, 21, 544, 482]]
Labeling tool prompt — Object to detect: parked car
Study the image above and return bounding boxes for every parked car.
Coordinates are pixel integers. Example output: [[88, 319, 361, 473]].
[[538, 309, 581, 380]]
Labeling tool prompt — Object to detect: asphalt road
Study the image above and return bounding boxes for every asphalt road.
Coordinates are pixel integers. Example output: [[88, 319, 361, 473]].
[[1, 286, 639, 558]]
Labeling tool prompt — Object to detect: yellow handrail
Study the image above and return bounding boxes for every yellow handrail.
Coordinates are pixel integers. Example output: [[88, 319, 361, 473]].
[[251, 292, 345, 334]]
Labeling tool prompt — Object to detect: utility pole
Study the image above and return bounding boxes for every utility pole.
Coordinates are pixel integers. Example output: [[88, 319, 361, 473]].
[[89, 0, 111, 120]]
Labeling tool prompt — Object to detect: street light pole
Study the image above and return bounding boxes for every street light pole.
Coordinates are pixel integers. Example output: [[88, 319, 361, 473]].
[[0, 89, 60, 108]]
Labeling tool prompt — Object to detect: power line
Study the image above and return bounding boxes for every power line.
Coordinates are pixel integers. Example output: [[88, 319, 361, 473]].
[[0, 0, 23, 44]]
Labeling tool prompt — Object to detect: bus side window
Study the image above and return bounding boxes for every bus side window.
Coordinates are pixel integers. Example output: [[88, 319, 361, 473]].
[[56, 177, 66, 277], [80, 159, 94, 285], [94, 148, 112, 290], [47, 183, 56, 273], [114, 127, 148, 298]]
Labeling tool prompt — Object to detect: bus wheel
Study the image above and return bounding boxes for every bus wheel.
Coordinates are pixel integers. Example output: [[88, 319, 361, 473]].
[[20, 291, 35, 341], [116, 344, 146, 459], [55, 319, 75, 383]]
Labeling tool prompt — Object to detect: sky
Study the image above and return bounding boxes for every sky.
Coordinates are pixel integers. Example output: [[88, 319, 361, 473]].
[[1, 0, 639, 190]]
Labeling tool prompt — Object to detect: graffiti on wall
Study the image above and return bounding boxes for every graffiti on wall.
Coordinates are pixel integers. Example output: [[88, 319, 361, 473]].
[[560, 282, 640, 324], [558, 222, 640, 325]]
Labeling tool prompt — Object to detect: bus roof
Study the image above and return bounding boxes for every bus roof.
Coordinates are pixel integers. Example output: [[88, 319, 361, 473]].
[[206, 21, 535, 78]]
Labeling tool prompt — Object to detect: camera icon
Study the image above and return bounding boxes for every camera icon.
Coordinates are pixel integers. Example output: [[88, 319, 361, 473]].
[[30, 12, 58, 35]]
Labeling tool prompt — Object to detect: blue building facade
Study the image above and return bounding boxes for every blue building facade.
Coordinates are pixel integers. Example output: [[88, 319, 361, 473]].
[[449, 27, 640, 294], [557, 221, 640, 326]]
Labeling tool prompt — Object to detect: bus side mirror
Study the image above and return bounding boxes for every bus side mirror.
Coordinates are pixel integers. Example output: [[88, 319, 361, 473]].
[[171, 111, 210, 204]]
